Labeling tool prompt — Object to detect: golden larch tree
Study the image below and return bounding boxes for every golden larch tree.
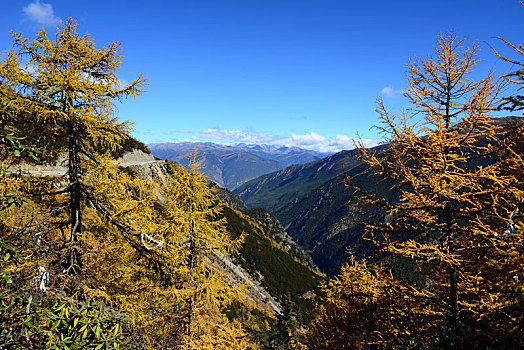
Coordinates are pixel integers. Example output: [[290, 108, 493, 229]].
[[0, 18, 146, 277], [347, 32, 522, 347], [305, 255, 433, 349], [161, 158, 251, 348]]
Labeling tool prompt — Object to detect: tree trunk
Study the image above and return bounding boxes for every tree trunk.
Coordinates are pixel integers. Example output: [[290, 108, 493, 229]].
[[67, 118, 82, 273], [444, 86, 458, 340], [445, 201, 458, 341], [188, 199, 195, 345]]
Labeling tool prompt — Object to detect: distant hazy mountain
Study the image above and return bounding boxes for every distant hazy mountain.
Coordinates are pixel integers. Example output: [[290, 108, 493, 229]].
[[148, 142, 330, 189]]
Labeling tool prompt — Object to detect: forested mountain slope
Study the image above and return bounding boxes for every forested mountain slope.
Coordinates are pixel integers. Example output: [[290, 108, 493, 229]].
[[234, 147, 367, 212]]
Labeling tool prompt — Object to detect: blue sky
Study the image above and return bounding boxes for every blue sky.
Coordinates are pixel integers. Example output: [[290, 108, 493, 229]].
[[1, 1, 523, 152]]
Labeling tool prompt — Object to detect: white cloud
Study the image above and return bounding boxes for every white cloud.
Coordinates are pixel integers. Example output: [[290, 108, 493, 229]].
[[23, 0, 60, 26], [381, 86, 404, 98], [196, 127, 378, 153], [290, 132, 377, 153], [200, 127, 286, 144], [291, 132, 326, 145]]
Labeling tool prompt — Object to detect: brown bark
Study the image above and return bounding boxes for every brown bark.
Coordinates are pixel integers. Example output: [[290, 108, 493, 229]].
[[67, 117, 82, 273]]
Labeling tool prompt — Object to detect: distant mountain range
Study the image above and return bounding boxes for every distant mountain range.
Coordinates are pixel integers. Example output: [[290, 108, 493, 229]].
[[148, 142, 330, 189]]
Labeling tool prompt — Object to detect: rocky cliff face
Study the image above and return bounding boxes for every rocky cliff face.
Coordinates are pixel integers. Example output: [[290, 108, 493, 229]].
[[14, 148, 161, 177]]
